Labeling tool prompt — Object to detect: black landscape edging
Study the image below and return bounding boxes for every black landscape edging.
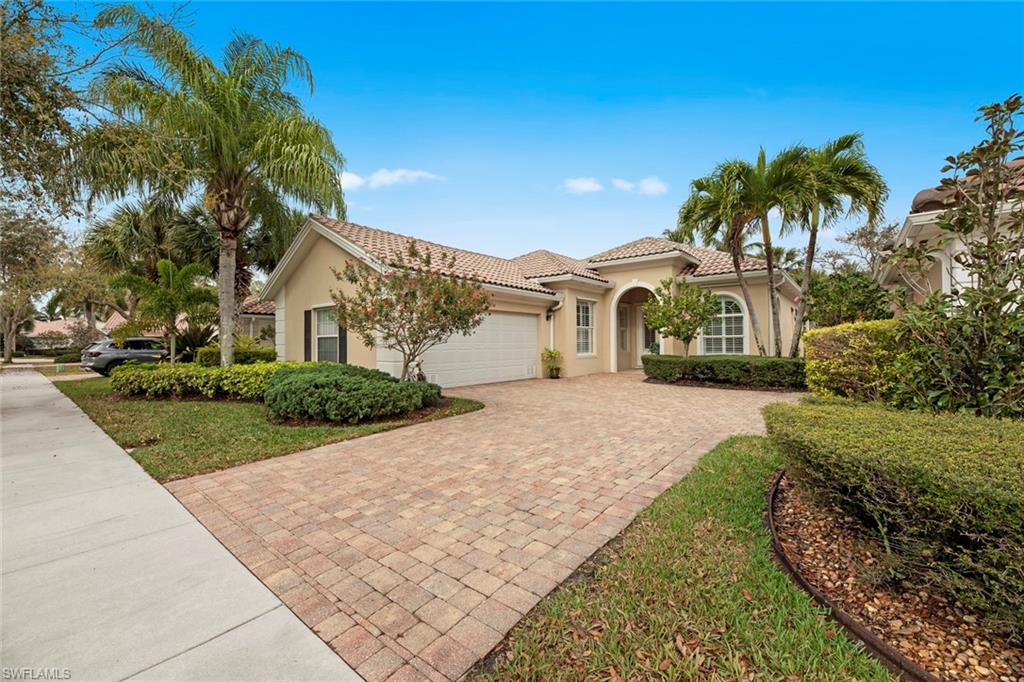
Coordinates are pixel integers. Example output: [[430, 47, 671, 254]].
[[766, 469, 939, 682]]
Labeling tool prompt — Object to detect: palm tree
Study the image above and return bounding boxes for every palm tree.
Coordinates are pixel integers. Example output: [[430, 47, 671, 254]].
[[672, 161, 770, 356], [110, 259, 216, 364], [752, 243, 804, 272], [738, 147, 809, 356], [85, 198, 181, 281], [80, 7, 345, 365], [787, 134, 887, 356]]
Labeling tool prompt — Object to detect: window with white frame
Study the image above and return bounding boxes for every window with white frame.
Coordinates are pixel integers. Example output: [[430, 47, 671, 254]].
[[576, 300, 595, 355], [703, 297, 745, 354], [315, 308, 339, 362], [617, 307, 628, 352]]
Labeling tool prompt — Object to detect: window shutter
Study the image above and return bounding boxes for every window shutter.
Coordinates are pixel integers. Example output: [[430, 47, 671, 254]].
[[303, 310, 311, 361]]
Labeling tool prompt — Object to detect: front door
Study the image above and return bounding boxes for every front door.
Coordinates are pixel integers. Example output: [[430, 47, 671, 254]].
[[636, 307, 658, 366]]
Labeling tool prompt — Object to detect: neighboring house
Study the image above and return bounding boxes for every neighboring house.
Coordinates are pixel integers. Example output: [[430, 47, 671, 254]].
[[24, 318, 88, 349], [260, 214, 800, 388], [239, 297, 275, 345], [878, 158, 1023, 299]]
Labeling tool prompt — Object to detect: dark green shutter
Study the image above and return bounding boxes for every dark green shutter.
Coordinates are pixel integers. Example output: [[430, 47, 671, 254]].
[[303, 310, 312, 361], [338, 324, 347, 363]]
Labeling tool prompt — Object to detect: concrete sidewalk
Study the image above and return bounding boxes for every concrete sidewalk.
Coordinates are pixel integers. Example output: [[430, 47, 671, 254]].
[[1, 370, 360, 681]]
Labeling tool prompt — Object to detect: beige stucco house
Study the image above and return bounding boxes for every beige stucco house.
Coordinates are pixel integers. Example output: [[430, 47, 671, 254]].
[[261, 214, 799, 387]]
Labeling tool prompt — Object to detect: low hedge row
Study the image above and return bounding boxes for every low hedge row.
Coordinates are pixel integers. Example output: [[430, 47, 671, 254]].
[[264, 370, 440, 424], [764, 400, 1024, 638], [641, 354, 805, 389], [195, 344, 277, 366], [53, 352, 83, 363], [802, 319, 901, 402], [110, 362, 297, 400]]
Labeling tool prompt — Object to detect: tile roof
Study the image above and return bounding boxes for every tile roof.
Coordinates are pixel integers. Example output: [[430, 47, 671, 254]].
[[311, 215, 556, 296], [512, 250, 609, 283], [241, 297, 275, 316], [586, 237, 767, 277]]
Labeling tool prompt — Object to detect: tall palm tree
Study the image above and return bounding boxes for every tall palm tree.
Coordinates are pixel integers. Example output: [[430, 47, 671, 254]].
[[738, 147, 809, 356], [787, 134, 887, 356], [672, 161, 770, 356], [110, 259, 216, 364], [84, 197, 180, 282], [80, 7, 345, 365], [751, 243, 804, 272]]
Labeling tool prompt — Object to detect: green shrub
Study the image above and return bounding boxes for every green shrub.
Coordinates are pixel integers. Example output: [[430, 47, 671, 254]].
[[641, 354, 805, 389], [272, 361, 398, 383], [802, 319, 901, 402], [195, 343, 276, 366], [53, 352, 82, 363], [111, 362, 303, 400], [764, 401, 1024, 638], [264, 370, 441, 424]]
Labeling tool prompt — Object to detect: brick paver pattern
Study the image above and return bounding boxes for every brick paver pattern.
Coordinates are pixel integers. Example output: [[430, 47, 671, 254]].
[[168, 372, 798, 681]]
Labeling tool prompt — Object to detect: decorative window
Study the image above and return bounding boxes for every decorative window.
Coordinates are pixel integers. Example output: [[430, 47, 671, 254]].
[[576, 300, 595, 355], [617, 307, 628, 352], [316, 308, 339, 362], [703, 297, 745, 355], [643, 323, 658, 353]]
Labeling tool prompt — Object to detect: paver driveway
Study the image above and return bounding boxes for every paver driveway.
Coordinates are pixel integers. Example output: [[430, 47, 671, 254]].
[[168, 372, 798, 681]]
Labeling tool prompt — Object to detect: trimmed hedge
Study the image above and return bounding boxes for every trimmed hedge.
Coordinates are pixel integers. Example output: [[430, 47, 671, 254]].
[[764, 401, 1024, 638], [803, 319, 901, 402], [110, 362, 296, 400], [641, 354, 805, 389], [53, 352, 82, 363], [195, 344, 276, 366], [264, 370, 440, 424]]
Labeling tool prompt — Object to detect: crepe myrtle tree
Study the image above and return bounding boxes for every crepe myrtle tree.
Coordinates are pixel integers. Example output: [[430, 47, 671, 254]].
[[641, 278, 719, 357], [331, 242, 492, 381]]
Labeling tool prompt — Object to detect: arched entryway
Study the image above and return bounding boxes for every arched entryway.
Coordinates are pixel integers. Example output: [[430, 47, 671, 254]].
[[609, 282, 663, 372]]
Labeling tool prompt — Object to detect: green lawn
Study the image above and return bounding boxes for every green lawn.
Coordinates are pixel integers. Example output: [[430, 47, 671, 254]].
[[479, 437, 890, 681], [36, 365, 91, 377], [57, 378, 483, 483]]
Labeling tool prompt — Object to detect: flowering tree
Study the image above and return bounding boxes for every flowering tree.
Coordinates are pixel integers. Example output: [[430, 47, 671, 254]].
[[332, 242, 491, 380], [641, 279, 719, 357]]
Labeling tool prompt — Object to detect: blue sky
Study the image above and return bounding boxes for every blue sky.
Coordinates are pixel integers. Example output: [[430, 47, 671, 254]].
[[103, 2, 1024, 259]]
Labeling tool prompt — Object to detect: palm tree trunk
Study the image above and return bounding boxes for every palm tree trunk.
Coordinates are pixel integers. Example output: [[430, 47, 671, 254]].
[[169, 332, 176, 365], [760, 215, 782, 356], [731, 217, 767, 356], [217, 235, 237, 366], [789, 205, 819, 357]]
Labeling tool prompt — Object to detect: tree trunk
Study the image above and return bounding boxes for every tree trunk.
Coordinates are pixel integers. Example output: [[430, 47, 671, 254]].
[[761, 215, 782, 356], [169, 332, 176, 365], [3, 327, 15, 364], [217, 235, 237, 366], [731, 216, 767, 356], [789, 205, 819, 357]]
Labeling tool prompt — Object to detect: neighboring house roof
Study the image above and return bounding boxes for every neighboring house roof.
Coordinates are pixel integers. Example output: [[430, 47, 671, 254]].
[[311, 215, 556, 296], [586, 236, 768, 277], [241, 297, 275, 316], [910, 156, 1024, 214], [26, 318, 84, 337], [512, 249, 608, 283]]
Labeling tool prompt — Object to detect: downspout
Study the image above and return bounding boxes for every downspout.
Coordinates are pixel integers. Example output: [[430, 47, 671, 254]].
[[545, 293, 565, 349]]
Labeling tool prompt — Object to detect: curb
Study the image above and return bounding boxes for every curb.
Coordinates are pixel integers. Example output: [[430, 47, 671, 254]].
[[766, 469, 939, 682]]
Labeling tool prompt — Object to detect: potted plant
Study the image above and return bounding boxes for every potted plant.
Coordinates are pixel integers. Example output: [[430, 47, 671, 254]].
[[542, 347, 562, 379]]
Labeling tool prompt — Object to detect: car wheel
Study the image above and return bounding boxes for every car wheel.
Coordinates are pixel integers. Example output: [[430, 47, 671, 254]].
[[101, 361, 121, 377]]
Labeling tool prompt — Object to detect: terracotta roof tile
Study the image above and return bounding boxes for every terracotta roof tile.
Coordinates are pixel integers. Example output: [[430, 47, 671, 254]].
[[311, 215, 555, 296], [241, 297, 275, 315], [586, 237, 767, 277], [512, 250, 608, 283]]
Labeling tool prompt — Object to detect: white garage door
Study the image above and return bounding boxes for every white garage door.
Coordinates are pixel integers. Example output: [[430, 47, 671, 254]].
[[377, 312, 538, 387]]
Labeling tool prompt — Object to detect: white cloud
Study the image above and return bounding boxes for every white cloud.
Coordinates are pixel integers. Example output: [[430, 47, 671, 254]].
[[609, 175, 669, 196], [563, 177, 603, 194], [342, 168, 444, 191], [636, 176, 668, 196]]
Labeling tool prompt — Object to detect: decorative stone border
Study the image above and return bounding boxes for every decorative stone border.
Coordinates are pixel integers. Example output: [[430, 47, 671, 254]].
[[766, 470, 939, 682]]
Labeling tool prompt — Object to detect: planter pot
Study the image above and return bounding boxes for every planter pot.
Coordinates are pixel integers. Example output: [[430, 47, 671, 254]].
[[547, 367, 561, 379]]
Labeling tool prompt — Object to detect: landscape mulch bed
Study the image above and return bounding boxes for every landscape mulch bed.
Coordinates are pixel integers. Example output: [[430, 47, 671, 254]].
[[773, 475, 1024, 682]]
